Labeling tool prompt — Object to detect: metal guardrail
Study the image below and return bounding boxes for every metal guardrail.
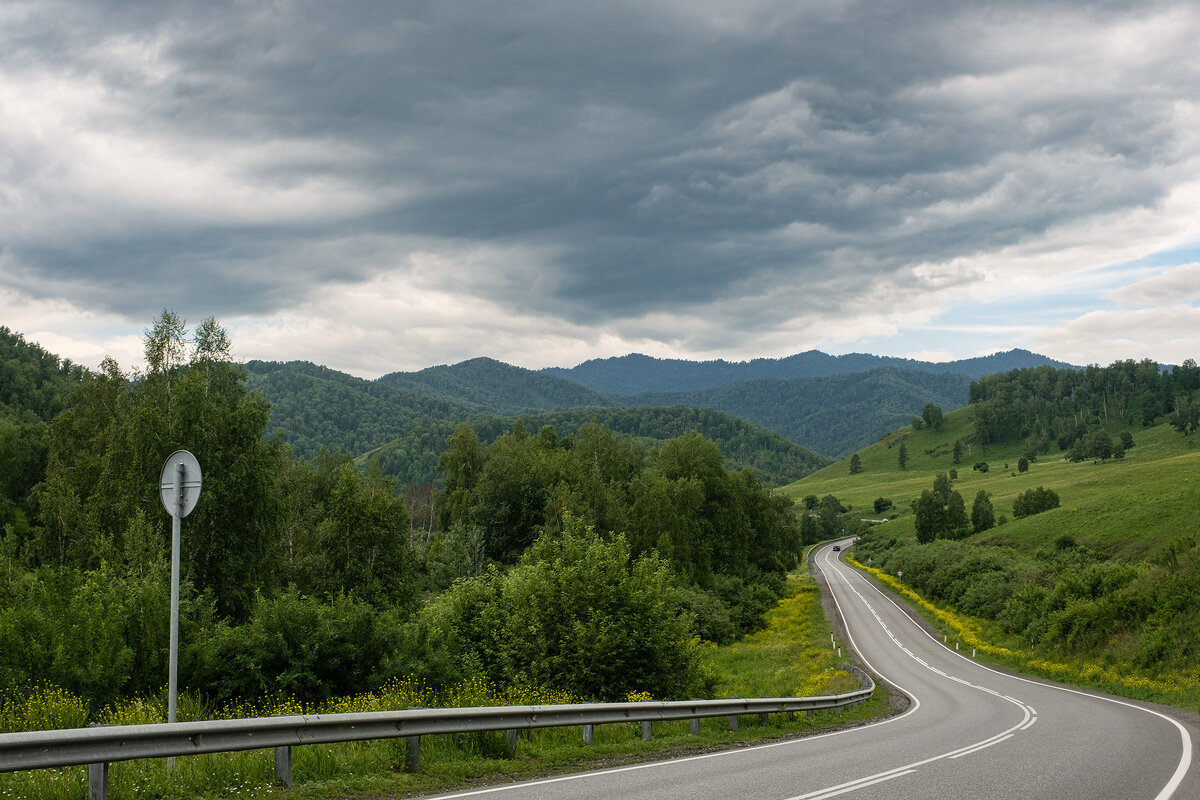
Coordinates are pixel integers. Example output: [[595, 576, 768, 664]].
[[1, 676, 873, 798]]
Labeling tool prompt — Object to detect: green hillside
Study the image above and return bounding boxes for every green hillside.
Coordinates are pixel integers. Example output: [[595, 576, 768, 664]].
[[783, 405, 1199, 560], [379, 357, 618, 415], [629, 367, 972, 458], [780, 387, 1200, 699]]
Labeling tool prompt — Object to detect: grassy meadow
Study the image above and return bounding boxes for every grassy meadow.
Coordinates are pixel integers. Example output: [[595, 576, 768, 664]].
[[781, 408, 1200, 561]]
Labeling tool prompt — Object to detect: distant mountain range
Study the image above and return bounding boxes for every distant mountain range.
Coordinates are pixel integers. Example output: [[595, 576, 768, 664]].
[[247, 348, 1076, 485], [542, 349, 1077, 395]]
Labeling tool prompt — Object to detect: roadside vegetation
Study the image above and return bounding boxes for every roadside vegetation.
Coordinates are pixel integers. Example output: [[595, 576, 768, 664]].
[[0, 559, 886, 800]]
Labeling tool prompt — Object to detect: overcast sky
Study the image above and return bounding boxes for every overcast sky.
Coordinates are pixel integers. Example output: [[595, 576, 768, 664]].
[[3, 0, 1199, 378]]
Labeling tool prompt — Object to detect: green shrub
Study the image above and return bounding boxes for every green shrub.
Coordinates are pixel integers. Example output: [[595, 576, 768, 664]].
[[194, 588, 405, 704], [424, 514, 702, 701], [1013, 486, 1060, 518]]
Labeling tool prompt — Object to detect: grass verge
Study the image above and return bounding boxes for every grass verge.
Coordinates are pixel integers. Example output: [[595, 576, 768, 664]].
[[847, 556, 1200, 712]]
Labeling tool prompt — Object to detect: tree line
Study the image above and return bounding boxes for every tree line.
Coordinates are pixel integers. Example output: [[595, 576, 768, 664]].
[[968, 359, 1200, 455]]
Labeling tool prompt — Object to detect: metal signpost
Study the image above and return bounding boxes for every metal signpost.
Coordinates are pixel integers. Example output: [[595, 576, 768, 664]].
[[159, 451, 201, 748]]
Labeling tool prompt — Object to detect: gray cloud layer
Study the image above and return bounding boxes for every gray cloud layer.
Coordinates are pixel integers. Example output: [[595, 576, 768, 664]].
[[2, 0, 1198, 371]]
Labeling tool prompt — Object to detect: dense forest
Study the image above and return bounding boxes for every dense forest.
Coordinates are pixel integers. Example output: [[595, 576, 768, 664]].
[[0, 319, 854, 710], [369, 406, 829, 490], [968, 359, 1200, 456], [626, 367, 972, 457]]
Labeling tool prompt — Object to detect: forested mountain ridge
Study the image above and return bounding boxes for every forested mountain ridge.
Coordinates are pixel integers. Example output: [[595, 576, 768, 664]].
[[247, 360, 827, 488], [378, 357, 618, 415], [249, 355, 996, 466], [625, 367, 973, 458], [246, 359, 482, 458], [543, 348, 1077, 395]]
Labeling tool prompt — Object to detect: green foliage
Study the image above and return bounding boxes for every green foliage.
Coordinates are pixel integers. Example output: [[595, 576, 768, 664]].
[[849, 453, 862, 474], [0, 550, 211, 709], [317, 463, 415, 609], [913, 474, 968, 543], [1170, 395, 1199, 435], [193, 588, 406, 704], [968, 359, 1200, 451], [1013, 486, 1060, 519], [423, 516, 702, 700], [971, 490, 995, 533], [897, 442, 907, 470], [0, 328, 85, 556], [435, 424, 801, 641], [921, 403, 944, 430], [873, 497, 892, 514], [32, 315, 286, 618]]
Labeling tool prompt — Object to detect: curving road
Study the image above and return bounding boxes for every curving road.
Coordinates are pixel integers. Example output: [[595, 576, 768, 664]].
[[420, 541, 1198, 800]]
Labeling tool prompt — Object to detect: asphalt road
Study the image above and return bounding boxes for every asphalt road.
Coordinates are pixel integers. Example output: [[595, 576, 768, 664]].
[[420, 541, 1199, 800]]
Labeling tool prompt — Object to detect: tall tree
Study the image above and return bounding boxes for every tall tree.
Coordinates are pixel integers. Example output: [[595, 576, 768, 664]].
[[318, 463, 415, 609], [921, 403, 944, 430], [1170, 396, 1199, 435], [914, 490, 941, 544], [971, 490, 995, 533], [34, 315, 285, 618]]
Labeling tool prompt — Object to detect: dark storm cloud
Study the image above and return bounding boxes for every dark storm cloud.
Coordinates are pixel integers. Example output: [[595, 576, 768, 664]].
[[1, 0, 1195, 337]]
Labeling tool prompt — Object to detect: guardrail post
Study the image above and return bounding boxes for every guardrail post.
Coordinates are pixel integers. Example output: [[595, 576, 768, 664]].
[[88, 760, 109, 800], [689, 717, 700, 735], [759, 712, 769, 726], [87, 723, 111, 800], [582, 724, 594, 745], [728, 714, 738, 731], [274, 745, 293, 787], [505, 729, 519, 758], [405, 735, 421, 772], [641, 720, 653, 741]]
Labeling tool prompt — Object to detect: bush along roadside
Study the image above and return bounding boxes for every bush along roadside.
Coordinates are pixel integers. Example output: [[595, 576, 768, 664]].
[[847, 557, 1200, 709]]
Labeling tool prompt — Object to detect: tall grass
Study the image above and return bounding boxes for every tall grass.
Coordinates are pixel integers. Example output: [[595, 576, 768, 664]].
[[704, 574, 860, 698]]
